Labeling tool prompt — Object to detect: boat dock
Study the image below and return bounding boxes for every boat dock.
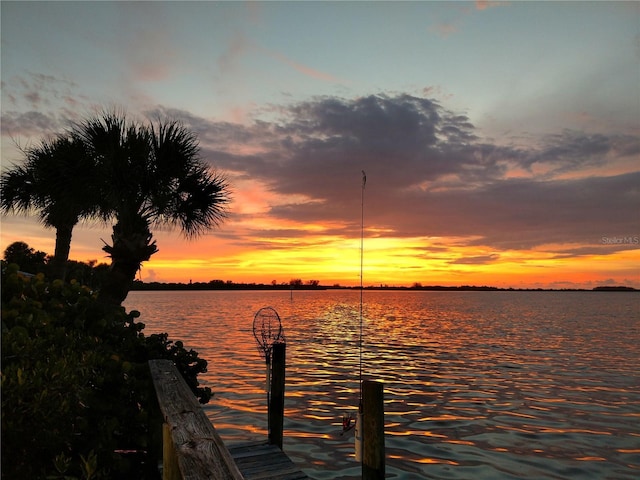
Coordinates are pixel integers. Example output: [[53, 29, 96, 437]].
[[228, 441, 308, 480], [149, 359, 309, 480]]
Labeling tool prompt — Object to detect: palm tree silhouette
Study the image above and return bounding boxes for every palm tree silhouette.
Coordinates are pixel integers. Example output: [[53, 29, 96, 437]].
[[74, 111, 230, 305], [1, 134, 101, 279]]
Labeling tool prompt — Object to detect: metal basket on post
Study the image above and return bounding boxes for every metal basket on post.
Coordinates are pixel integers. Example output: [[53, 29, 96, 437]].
[[252, 306, 286, 441]]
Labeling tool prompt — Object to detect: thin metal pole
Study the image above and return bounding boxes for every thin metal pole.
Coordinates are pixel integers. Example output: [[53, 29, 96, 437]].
[[359, 170, 366, 404]]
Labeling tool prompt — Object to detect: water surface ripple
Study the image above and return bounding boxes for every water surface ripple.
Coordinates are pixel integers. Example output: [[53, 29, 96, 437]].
[[125, 290, 640, 479]]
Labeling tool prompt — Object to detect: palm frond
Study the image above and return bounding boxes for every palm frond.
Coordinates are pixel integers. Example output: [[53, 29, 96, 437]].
[[0, 163, 41, 215]]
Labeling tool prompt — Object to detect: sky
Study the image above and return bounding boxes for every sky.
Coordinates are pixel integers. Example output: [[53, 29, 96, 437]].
[[1, 1, 639, 289]]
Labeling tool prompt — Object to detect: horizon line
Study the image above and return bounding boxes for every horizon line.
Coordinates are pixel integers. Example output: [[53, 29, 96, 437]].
[[129, 280, 638, 293]]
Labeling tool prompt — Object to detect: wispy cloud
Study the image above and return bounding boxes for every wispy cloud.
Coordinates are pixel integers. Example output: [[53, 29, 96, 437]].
[[259, 45, 344, 83], [3, 72, 78, 110], [216, 31, 343, 84], [217, 32, 252, 75], [475, 1, 508, 11], [430, 0, 509, 38], [1, 110, 65, 138], [116, 2, 179, 82], [450, 254, 500, 264], [429, 23, 458, 38]]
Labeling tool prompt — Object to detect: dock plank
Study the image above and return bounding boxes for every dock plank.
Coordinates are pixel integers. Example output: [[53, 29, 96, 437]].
[[228, 441, 309, 480]]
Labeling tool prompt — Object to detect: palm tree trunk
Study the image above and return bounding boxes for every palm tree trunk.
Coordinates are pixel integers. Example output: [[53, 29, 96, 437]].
[[51, 224, 74, 280], [97, 219, 158, 306]]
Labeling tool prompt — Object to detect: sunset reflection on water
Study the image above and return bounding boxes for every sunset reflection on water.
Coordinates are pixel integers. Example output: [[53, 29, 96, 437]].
[[125, 290, 640, 479]]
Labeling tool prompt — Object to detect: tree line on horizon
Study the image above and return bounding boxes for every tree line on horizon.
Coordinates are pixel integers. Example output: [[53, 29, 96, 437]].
[[129, 281, 638, 292]]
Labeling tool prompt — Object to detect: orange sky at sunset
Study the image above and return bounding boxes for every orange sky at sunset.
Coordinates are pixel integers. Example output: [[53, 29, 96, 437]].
[[5, 190, 637, 289], [2, 2, 639, 289], [130, 233, 640, 289]]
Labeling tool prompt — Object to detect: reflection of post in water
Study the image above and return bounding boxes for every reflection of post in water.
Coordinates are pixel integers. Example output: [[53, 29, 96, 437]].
[[252, 306, 286, 448]]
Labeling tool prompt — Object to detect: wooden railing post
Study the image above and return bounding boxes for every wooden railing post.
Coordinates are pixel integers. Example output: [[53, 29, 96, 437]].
[[269, 342, 286, 449], [362, 380, 385, 480], [149, 360, 244, 480], [163, 423, 181, 480]]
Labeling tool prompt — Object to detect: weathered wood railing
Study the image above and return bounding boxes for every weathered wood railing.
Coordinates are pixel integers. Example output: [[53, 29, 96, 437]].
[[149, 359, 244, 480]]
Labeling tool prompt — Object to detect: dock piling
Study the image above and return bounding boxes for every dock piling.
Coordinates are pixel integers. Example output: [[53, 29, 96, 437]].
[[269, 341, 286, 449], [362, 380, 385, 480]]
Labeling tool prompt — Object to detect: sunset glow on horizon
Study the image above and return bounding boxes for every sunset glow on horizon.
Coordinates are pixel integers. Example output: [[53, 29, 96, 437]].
[[1, 1, 638, 289]]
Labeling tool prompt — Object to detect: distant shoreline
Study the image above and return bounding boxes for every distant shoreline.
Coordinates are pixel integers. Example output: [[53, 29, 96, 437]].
[[130, 281, 637, 293]]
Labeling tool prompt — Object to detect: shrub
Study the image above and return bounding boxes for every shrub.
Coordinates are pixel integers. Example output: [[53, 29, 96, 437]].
[[1, 263, 211, 479]]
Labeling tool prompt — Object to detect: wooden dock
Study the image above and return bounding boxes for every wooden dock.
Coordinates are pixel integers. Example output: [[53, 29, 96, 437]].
[[228, 441, 309, 480], [149, 359, 309, 480]]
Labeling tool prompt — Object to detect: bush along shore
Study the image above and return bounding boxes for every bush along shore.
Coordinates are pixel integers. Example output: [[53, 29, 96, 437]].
[[1, 262, 212, 479]]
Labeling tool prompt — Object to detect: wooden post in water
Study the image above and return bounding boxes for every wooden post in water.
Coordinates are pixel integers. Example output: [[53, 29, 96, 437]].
[[269, 341, 286, 449], [362, 380, 385, 480]]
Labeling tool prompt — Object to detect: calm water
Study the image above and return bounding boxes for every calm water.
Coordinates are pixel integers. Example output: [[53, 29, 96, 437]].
[[124, 290, 640, 479]]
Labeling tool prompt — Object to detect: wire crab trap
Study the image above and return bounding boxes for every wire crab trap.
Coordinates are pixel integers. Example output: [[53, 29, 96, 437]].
[[252, 306, 286, 392], [253, 306, 286, 440]]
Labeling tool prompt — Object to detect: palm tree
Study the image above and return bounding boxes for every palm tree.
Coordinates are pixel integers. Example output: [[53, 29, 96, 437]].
[[1, 134, 100, 279], [75, 112, 230, 305]]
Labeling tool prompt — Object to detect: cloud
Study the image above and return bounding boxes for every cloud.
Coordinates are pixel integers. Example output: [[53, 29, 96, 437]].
[[422, 85, 454, 102], [1, 111, 64, 138], [260, 46, 343, 83], [2, 72, 79, 111], [4, 92, 638, 263], [216, 32, 342, 85], [143, 269, 159, 282], [522, 130, 640, 174], [450, 254, 500, 264], [475, 1, 508, 11], [217, 31, 252, 75], [426, 172, 639, 249], [190, 92, 638, 256], [429, 23, 458, 38], [116, 3, 179, 83], [429, 1, 508, 38]]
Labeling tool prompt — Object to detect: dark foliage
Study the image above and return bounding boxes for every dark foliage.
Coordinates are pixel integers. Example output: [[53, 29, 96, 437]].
[[3, 241, 48, 275], [1, 263, 211, 479], [3, 241, 111, 291]]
